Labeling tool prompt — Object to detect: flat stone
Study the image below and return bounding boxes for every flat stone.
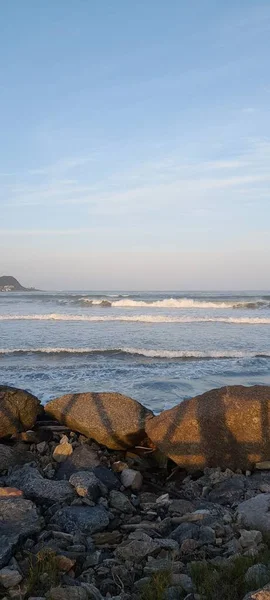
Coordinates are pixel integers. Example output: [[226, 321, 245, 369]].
[[256, 462, 270, 470], [93, 531, 123, 546], [168, 499, 195, 516], [45, 392, 153, 450], [146, 385, 270, 470], [0, 386, 40, 439], [115, 538, 160, 562], [5, 464, 74, 506], [50, 505, 109, 535], [0, 488, 23, 497]]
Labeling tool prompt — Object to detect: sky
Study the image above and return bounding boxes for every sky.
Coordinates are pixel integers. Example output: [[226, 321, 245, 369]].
[[0, 1, 270, 290]]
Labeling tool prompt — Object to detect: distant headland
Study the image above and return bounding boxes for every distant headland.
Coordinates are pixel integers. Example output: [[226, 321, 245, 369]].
[[0, 275, 37, 292]]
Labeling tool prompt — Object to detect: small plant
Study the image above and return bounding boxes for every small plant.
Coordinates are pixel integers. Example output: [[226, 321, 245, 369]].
[[140, 570, 172, 600], [26, 548, 60, 595], [190, 552, 270, 600]]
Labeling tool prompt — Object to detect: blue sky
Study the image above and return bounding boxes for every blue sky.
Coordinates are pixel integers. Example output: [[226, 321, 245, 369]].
[[1, 0, 270, 289]]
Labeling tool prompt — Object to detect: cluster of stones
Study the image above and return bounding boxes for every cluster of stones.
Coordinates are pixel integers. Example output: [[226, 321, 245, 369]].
[[0, 385, 270, 599]]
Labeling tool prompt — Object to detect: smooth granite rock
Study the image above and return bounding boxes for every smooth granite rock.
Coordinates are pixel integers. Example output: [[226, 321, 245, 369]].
[[45, 392, 153, 450], [146, 385, 270, 470], [0, 386, 40, 438]]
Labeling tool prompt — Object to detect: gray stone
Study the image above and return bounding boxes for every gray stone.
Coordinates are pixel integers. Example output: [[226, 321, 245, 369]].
[[245, 564, 270, 588], [0, 567, 23, 588], [5, 464, 74, 506], [55, 445, 100, 480], [109, 490, 134, 513], [237, 494, 270, 534], [93, 466, 120, 491], [48, 588, 88, 600], [115, 538, 160, 562], [80, 583, 103, 600], [168, 499, 195, 515], [120, 469, 143, 491], [0, 497, 42, 567], [208, 476, 246, 505], [69, 471, 106, 500], [171, 574, 193, 593], [0, 444, 35, 472], [50, 505, 109, 535], [170, 523, 199, 544], [239, 529, 263, 549], [199, 526, 216, 545]]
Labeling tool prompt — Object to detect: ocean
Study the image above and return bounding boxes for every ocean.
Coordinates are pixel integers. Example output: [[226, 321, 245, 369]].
[[0, 290, 270, 413]]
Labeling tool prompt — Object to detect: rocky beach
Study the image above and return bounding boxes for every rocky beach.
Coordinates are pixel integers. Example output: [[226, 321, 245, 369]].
[[0, 385, 270, 599]]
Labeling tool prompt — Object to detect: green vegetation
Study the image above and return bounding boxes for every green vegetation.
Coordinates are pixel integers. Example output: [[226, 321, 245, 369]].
[[140, 570, 173, 600], [190, 551, 270, 600], [26, 549, 60, 596]]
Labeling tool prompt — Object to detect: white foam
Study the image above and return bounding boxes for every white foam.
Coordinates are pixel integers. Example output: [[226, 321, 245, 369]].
[[0, 346, 269, 359], [1, 314, 270, 324]]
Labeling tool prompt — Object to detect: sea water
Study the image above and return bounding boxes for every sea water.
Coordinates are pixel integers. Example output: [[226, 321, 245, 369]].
[[0, 290, 270, 412]]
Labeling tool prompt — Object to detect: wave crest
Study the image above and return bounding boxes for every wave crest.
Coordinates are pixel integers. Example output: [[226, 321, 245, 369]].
[[1, 314, 270, 324], [0, 347, 270, 359]]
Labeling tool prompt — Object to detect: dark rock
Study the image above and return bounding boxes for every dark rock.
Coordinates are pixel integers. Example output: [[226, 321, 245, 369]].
[[168, 499, 195, 516], [208, 475, 246, 505], [45, 392, 153, 450], [93, 466, 120, 490], [0, 496, 42, 567], [69, 471, 106, 500], [170, 523, 199, 544], [0, 444, 35, 472], [50, 505, 110, 535], [0, 386, 40, 439], [55, 445, 100, 480], [146, 385, 270, 470], [244, 564, 270, 588], [5, 464, 75, 506], [109, 490, 134, 513]]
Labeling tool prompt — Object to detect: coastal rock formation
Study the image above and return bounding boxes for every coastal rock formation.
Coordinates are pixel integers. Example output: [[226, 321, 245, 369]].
[[146, 385, 270, 470], [0, 386, 41, 439], [45, 391, 153, 450]]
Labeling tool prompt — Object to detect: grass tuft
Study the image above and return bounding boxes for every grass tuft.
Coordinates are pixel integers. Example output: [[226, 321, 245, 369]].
[[140, 570, 172, 600], [26, 548, 60, 595]]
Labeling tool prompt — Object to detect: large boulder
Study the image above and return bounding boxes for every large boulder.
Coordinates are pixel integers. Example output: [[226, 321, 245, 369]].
[[236, 494, 270, 535], [0, 386, 40, 438], [45, 392, 153, 450], [145, 385, 270, 470]]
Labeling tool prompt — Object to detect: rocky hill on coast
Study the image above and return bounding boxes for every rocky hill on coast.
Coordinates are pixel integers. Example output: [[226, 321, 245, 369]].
[[0, 384, 270, 600], [0, 276, 36, 292]]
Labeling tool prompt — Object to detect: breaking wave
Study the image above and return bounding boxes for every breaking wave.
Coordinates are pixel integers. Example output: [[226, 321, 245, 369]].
[[79, 297, 270, 309], [0, 347, 270, 359], [1, 314, 270, 324]]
